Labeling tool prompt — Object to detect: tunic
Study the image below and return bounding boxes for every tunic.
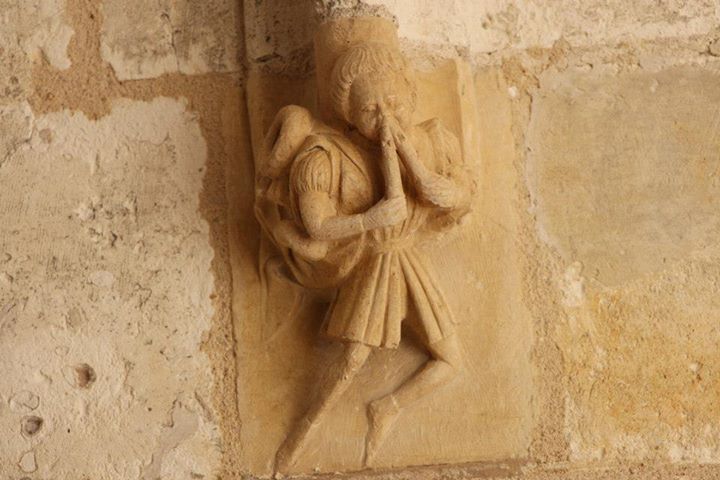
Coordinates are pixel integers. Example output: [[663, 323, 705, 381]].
[[289, 119, 465, 348]]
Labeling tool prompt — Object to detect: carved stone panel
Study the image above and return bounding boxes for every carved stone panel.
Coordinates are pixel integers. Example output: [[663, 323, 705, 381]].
[[228, 17, 535, 476]]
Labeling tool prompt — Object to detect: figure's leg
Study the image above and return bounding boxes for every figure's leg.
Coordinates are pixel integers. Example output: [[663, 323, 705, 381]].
[[364, 334, 463, 465], [276, 341, 372, 473]]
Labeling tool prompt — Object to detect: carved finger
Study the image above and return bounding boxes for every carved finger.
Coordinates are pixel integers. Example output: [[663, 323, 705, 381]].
[[380, 121, 394, 150], [390, 120, 407, 145]]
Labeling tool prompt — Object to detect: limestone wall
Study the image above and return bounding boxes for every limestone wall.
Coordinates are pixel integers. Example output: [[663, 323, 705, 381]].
[[0, 0, 243, 477], [2, 1, 720, 479]]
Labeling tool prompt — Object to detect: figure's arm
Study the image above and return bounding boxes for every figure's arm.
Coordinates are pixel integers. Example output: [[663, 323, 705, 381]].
[[272, 219, 329, 260], [403, 152, 471, 210], [298, 191, 406, 241], [380, 120, 404, 199], [291, 149, 406, 242], [391, 121, 471, 210]]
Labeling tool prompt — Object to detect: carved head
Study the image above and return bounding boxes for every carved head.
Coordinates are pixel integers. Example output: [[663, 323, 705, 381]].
[[330, 42, 417, 141]]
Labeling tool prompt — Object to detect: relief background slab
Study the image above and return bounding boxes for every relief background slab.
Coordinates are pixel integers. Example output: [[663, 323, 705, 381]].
[[226, 59, 536, 475]]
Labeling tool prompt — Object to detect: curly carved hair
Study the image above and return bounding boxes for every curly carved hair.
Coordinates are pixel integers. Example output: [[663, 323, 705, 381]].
[[330, 42, 417, 124]]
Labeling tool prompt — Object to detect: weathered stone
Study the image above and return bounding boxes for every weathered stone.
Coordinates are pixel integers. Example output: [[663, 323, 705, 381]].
[[528, 65, 720, 462], [0, 0, 74, 70], [528, 66, 720, 286], [0, 102, 34, 166], [0, 98, 220, 478], [233, 18, 534, 476], [3, 0, 720, 478], [9, 391, 40, 412], [244, 0, 316, 75], [100, 0, 241, 80], [18, 451, 37, 473], [560, 260, 720, 462], [361, 0, 717, 53]]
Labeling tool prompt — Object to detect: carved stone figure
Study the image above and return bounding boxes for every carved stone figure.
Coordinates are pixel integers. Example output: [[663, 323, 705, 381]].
[[255, 28, 473, 473]]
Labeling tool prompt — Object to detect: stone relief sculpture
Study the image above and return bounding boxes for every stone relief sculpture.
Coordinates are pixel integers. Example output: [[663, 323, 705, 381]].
[[254, 29, 473, 473]]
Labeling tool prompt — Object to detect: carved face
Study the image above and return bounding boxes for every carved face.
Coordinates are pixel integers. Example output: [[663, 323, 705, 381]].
[[349, 72, 414, 141]]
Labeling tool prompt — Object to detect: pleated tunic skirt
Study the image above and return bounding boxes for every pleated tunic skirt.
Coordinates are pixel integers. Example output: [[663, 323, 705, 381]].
[[323, 245, 456, 349]]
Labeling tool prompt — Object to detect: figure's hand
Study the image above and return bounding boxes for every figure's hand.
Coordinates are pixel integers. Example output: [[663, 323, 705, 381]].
[[416, 174, 458, 208], [363, 196, 407, 230], [388, 120, 416, 166], [386, 119, 432, 185], [387, 119, 460, 209], [380, 117, 404, 199]]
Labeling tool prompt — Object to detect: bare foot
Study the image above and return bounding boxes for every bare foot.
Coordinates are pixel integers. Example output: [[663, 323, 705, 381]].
[[363, 396, 401, 467]]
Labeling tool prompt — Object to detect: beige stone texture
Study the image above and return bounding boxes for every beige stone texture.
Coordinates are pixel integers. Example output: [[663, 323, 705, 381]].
[[3, 0, 720, 478], [244, 0, 317, 74], [0, 97, 222, 478], [0, 98, 224, 478], [528, 66, 720, 286], [233, 46, 535, 474], [527, 65, 720, 463], [362, 0, 719, 54], [0, 0, 73, 108], [100, 0, 241, 80], [0, 102, 34, 166], [0, 0, 75, 70], [1, 0, 244, 478]]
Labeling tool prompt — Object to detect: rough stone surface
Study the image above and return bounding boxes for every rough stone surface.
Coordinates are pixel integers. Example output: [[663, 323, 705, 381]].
[[0, 0, 74, 70], [243, 0, 317, 76], [247, 0, 720, 66], [0, 102, 34, 166], [0, 98, 221, 478], [0, 0, 73, 107], [3, 0, 720, 478], [235, 60, 534, 476], [528, 66, 720, 286], [363, 0, 719, 54], [100, 0, 241, 80], [527, 65, 720, 463]]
